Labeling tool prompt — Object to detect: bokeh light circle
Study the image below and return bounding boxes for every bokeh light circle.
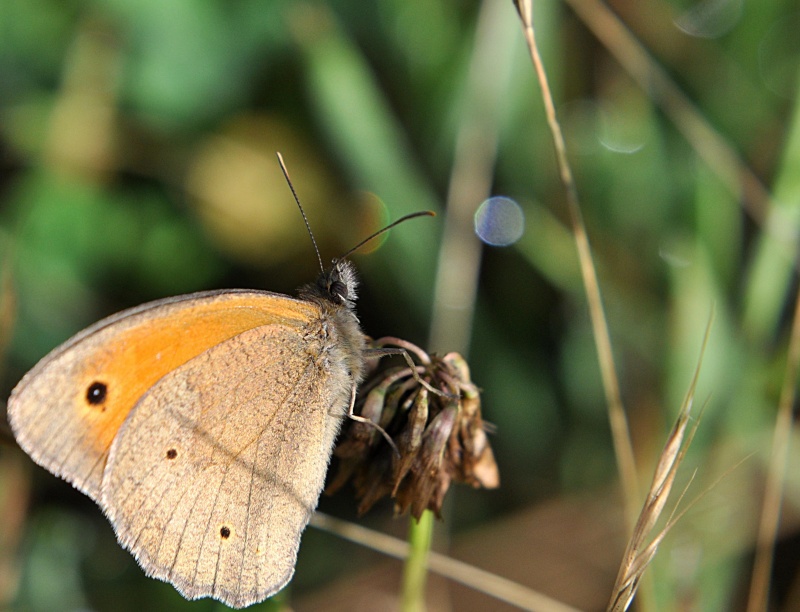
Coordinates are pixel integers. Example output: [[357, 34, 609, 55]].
[[474, 197, 525, 247]]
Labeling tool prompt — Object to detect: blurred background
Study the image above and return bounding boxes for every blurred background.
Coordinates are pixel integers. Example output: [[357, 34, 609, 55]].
[[2, 0, 800, 610]]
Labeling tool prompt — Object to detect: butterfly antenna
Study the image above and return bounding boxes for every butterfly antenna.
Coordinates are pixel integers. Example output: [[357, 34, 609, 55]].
[[339, 211, 435, 261], [277, 152, 325, 274]]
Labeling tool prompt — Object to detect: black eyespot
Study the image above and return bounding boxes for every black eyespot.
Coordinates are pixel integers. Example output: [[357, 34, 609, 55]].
[[220, 526, 231, 539], [86, 382, 108, 406], [166, 448, 178, 460]]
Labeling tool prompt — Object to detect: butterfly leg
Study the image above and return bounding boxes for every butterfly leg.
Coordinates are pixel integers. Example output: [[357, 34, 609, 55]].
[[345, 381, 399, 455], [365, 343, 458, 400]]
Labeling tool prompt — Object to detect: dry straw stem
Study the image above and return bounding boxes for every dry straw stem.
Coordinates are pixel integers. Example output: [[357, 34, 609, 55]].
[[607, 315, 712, 612], [747, 287, 800, 611], [310, 512, 582, 612], [513, 0, 639, 522], [560, 4, 799, 606]]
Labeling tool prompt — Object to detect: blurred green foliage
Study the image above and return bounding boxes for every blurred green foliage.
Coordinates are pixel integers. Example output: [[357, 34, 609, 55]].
[[2, 0, 800, 610]]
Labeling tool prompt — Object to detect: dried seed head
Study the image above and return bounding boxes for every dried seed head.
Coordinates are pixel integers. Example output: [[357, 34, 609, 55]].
[[328, 338, 500, 519]]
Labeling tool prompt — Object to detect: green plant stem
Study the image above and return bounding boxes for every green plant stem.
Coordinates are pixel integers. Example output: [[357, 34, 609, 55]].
[[401, 510, 434, 612]]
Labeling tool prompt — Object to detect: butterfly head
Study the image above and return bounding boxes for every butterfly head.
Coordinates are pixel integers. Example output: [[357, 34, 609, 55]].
[[303, 259, 359, 310]]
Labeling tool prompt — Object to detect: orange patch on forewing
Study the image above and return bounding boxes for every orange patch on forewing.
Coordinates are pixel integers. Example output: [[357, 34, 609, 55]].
[[73, 295, 317, 456]]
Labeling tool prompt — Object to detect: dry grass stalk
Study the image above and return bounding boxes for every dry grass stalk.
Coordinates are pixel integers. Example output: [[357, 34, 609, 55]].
[[310, 512, 583, 612], [747, 288, 800, 610], [511, 0, 640, 528], [607, 317, 712, 612]]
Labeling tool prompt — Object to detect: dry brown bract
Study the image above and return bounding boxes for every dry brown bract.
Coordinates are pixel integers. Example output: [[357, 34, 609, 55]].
[[327, 337, 499, 519]]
